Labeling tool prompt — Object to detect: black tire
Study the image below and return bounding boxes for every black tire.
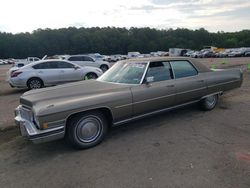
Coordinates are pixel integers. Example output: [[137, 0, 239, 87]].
[[100, 64, 109, 72], [83, 72, 98, 80], [199, 94, 218, 111], [67, 111, 108, 149], [27, 78, 43, 89]]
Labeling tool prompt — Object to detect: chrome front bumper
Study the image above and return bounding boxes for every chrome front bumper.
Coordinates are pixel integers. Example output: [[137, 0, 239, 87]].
[[15, 105, 65, 144]]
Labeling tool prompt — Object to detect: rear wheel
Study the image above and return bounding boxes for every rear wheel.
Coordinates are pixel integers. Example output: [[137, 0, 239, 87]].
[[199, 94, 218, 111], [100, 65, 109, 72], [83, 72, 98, 80], [67, 111, 108, 149], [27, 78, 43, 89]]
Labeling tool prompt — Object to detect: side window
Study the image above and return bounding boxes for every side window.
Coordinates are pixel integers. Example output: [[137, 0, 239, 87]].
[[17, 63, 24, 67], [57, 61, 75, 68], [171, 61, 197, 79], [68, 56, 81, 61], [48, 61, 58, 69], [33, 62, 48, 69], [146, 61, 172, 82], [83, 56, 94, 62], [33, 62, 58, 69]]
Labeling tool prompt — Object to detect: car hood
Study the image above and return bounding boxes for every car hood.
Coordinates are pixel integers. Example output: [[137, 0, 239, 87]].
[[20, 80, 130, 115]]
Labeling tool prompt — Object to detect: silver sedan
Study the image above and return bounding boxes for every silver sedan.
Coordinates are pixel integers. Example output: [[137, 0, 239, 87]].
[[7, 60, 103, 89]]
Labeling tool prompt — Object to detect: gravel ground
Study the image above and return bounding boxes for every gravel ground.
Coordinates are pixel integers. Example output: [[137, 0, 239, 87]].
[[0, 58, 250, 188]]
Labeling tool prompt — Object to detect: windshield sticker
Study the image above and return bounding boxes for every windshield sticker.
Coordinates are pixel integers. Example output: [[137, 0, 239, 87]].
[[131, 63, 146, 69]]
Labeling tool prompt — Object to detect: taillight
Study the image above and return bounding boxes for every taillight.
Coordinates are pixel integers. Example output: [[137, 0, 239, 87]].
[[11, 71, 22, 78]]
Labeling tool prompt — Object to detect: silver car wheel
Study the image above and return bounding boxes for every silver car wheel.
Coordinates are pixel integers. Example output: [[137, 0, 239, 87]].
[[29, 79, 42, 89], [84, 73, 97, 80], [205, 95, 216, 107], [75, 116, 102, 143]]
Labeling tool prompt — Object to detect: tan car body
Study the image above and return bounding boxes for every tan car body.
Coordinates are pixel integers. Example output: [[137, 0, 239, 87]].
[[15, 57, 243, 143]]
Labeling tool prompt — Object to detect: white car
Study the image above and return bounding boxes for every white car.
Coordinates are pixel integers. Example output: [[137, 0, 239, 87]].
[[0, 60, 8, 65], [8, 60, 103, 89], [66, 55, 110, 72]]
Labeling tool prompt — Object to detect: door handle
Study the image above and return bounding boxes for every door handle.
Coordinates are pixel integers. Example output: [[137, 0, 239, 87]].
[[197, 80, 204, 83], [166, 84, 174, 87], [38, 71, 43, 74]]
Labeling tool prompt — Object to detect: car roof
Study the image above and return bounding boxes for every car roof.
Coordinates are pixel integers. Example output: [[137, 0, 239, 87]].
[[119, 57, 211, 73], [21, 59, 79, 68]]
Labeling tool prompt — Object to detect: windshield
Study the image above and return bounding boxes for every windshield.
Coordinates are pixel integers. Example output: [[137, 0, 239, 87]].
[[98, 61, 147, 84]]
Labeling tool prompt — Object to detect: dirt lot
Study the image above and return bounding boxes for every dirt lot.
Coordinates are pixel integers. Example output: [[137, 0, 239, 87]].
[[0, 58, 250, 188]]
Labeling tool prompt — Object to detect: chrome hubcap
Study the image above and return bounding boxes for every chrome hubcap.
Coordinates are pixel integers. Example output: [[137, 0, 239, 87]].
[[30, 80, 41, 89], [76, 116, 102, 143], [206, 95, 216, 107]]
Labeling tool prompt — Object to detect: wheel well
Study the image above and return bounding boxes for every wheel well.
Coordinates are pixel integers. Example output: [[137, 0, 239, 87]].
[[100, 64, 108, 68], [27, 77, 44, 86], [66, 108, 113, 129], [85, 72, 97, 76]]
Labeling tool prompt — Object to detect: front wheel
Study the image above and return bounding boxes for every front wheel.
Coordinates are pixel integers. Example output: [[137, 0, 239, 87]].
[[199, 94, 218, 111], [67, 112, 108, 149], [83, 72, 98, 80]]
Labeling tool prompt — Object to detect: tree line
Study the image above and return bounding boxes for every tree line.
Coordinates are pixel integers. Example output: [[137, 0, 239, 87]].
[[0, 27, 250, 59]]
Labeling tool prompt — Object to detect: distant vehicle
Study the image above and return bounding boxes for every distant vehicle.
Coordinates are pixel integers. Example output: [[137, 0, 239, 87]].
[[8, 60, 103, 89], [202, 51, 216, 58], [66, 55, 110, 72], [127, 52, 140, 58], [184, 50, 195, 57], [15, 57, 243, 149], [169, 48, 187, 57], [228, 50, 244, 57], [245, 51, 250, 57], [190, 51, 203, 58], [109, 55, 122, 62], [0, 60, 8, 65]]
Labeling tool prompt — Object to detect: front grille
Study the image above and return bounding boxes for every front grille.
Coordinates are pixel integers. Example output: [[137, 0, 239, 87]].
[[20, 106, 33, 122]]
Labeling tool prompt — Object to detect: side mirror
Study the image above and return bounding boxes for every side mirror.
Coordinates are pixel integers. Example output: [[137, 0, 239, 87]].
[[74, 66, 80, 70], [146, 76, 154, 84]]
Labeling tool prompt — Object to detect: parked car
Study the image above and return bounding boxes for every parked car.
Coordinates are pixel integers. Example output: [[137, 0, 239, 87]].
[[190, 51, 203, 58], [202, 51, 216, 58], [228, 49, 245, 57], [15, 57, 243, 149], [0, 60, 8, 65], [8, 60, 103, 89], [66, 55, 110, 72]]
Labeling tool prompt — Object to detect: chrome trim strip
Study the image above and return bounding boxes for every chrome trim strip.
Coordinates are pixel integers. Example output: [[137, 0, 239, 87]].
[[176, 87, 207, 95], [115, 103, 133, 109], [113, 99, 200, 126], [208, 79, 240, 88], [201, 91, 223, 99]]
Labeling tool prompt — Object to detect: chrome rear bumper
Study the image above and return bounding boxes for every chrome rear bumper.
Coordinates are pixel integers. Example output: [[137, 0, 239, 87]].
[[15, 105, 65, 144]]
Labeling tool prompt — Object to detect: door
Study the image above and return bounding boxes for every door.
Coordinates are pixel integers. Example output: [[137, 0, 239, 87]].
[[33, 62, 61, 85], [170, 60, 207, 104], [81, 56, 98, 67], [57, 61, 82, 82], [131, 61, 176, 116]]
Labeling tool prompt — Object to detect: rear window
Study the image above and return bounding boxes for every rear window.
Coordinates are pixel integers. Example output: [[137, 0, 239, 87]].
[[171, 61, 197, 79]]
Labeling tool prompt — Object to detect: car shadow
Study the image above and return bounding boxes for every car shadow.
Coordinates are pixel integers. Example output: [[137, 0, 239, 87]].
[[11, 101, 230, 161], [0, 88, 28, 96]]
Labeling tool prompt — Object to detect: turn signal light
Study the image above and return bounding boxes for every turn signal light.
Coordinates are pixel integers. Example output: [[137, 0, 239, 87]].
[[42, 123, 48, 129]]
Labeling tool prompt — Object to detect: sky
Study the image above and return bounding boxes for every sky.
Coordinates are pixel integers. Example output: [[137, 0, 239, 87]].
[[0, 0, 250, 33]]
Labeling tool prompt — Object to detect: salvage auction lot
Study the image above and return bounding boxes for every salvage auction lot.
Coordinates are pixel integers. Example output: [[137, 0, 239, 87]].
[[0, 58, 250, 187]]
